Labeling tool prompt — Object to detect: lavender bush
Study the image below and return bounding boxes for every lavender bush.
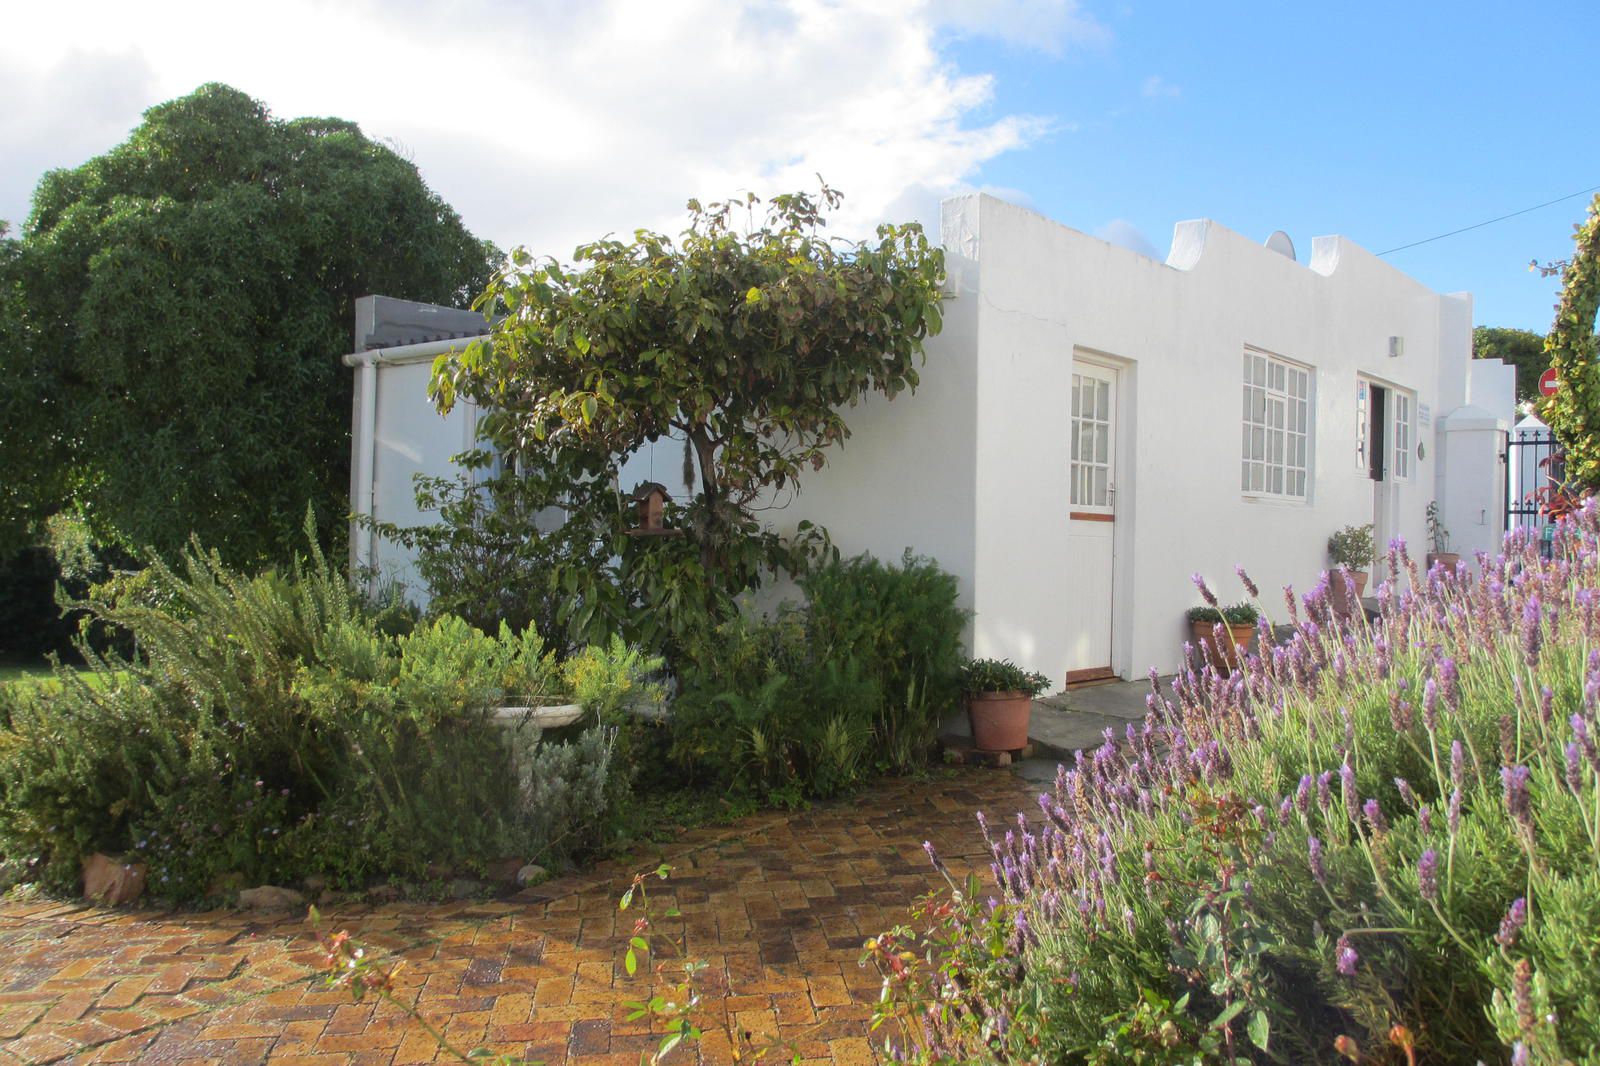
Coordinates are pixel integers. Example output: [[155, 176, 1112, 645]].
[[870, 505, 1600, 1064]]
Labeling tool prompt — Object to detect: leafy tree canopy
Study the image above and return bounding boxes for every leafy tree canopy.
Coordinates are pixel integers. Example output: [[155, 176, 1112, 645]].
[[2, 83, 498, 563], [429, 186, 945, 653], [1540, 193, 1600, 488], [1472, 325, 1547, 404]]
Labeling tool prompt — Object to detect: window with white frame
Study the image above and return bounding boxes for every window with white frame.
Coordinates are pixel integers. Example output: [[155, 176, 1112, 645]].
[[1392, 390, 1413, 480], [1241, 349, 1311, 499]]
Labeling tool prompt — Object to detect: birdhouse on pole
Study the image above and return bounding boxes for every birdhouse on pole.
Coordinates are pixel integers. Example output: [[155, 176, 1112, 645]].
[[626, 482, 679, 536]]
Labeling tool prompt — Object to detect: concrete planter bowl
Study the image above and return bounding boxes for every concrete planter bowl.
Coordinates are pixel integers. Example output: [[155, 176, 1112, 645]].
[[966, 691, 1034, 751]]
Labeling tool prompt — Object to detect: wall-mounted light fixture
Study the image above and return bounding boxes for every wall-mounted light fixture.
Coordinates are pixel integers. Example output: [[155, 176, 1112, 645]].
[[1388, 336, 1405, 358]]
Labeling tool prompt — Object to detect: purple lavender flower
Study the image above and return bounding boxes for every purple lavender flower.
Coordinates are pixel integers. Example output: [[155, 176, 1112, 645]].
[[922, 840, 946, 873], [1417, 849, 1439, 902], [1496, 897, 1527, 948], [1389, 691, 1413, 732], [1394, 777, 1417, 808], [1437, 657, 1459, 712], [1568, 742, 1584, 794], [1422, 678, 1439, 730], [1502, 765, 1534, 835], [1340, 761, 1359, 822], [1419, 805, 1433, 835], [1363, 798, 1388, 835], [1335, 935, 1358, 977], [1308, 836, 1326, 886], [1511, 1042, 1530, 1066], [1295, 774, 1312, 815], [1448, 789, 1462, 835], [1278, 796, 1294, 825], [1522, 595, 1543, 666], [1234, 564, 1260, 599], [1317, 771, 1333, 812], [1192, 572, 1218, 609], [1450, 740, 1464, 789], [1541, 686, 1556, 727]]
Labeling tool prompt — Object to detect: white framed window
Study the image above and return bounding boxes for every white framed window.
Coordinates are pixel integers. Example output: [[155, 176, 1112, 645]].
[[1070, 369, 1114, 509], [1356, 379, 1370, 474], [1242, 349, 1311, 500], [1392, 390, 1413, 481]]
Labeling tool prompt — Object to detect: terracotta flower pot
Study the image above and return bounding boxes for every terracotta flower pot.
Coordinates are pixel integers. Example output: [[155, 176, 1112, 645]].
[[1326, 568, 1368, 619], [1426, 552, 1461, 573], [966, 691, 1033, 751], [1190, 620, 1256, 675]]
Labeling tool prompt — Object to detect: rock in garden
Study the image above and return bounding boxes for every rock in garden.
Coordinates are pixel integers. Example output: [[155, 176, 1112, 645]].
[[514, 863, 549, 887], [237, 885, 307, 910], [82, 853, 147, 905]]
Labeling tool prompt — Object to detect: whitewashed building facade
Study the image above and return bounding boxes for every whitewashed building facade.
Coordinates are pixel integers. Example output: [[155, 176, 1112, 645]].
[[346, 193, 1517, 684]]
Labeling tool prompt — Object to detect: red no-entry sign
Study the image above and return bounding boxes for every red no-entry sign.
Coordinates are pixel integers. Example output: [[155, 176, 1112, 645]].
[[1539, 367, 1559, 397]]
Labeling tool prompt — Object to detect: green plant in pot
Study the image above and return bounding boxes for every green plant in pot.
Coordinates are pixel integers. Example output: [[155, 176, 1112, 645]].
[[1425, 502, 1460, 572], [1326, 522, 1374, 615], [958, 658, 1052, 752], [1184, 602, 1259, 675]]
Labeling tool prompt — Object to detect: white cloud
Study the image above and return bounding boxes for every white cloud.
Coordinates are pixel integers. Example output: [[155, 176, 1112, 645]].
[[1140, 74, 1181, 99], [0, 0, 1097, 256], [1095, 218, 1161, 259]]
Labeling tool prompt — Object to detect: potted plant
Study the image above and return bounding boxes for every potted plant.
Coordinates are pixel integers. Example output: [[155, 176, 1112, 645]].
[[1326, 523, 1374, 614], [959, 658, 1052, 752], [1426, 502, 1460, 571], [1186, 602, 1259, 675]]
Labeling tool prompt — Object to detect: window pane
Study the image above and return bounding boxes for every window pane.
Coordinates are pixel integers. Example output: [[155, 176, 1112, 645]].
[[1071, 377, 1080, 417], [1093, 468, 1107, 505], [1095, 424, 1108, 460], [1096, 382, 1109, 419], [1251, 464, 1264, 491], [1242, 464, 1251, 491]]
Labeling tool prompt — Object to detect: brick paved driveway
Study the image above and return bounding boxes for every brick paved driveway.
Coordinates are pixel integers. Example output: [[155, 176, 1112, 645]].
[[0, 770, 1037, 1065]]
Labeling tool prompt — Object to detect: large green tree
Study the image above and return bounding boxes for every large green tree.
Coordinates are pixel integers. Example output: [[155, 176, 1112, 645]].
[[1540, 193, 1600, 488], [1472, 325, 1547, 403], [430, 187, 945, 653], [4, 83, 497, 564]]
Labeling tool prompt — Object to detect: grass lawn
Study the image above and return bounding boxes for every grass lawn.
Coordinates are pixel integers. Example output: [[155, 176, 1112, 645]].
[[0, 659, 117, 695]]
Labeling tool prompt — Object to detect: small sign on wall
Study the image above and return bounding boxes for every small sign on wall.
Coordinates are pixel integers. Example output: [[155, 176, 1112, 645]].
[[1418, 403, 1431, 429]]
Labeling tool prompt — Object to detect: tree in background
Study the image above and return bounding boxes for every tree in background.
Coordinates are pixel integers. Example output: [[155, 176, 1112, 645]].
[[1540, 192, 1600, 488], [429, 186, 945, 655], [1472, 325, 1547, 404], [4, 83, 498, 566]]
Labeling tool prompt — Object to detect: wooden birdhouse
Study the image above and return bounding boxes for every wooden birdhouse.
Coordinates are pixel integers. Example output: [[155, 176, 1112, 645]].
[[626, 481, 679, 537]]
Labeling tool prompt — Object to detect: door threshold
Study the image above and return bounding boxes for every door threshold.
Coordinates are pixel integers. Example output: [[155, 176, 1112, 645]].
[[1064, 667, 1119, 689]]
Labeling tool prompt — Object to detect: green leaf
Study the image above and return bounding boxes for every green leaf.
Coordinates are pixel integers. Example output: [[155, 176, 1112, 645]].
[[624, 947, 637, 976], [745, 286, 762, 303], [1247, 1010, 1270, 1050], [580, 395, 597, 425]]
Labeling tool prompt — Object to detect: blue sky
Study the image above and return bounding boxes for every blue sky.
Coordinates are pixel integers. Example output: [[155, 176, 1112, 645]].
[[940, 2, 1600, 332], [1, 1, 1594, 334]]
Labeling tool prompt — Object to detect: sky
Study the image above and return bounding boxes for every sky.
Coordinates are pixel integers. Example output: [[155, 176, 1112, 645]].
[[2, 0, 1596, 333]]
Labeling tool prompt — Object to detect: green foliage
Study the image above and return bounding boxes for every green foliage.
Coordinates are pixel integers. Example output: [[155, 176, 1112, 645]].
[[957, 657, 1052, 696], [427, 184, 945, 656], [0, 518, 644, 899], [1426, 500, 1452, 554], [1541, 192, 1600, 489], [0, 513, 132, 662], [3, 83, 498, 565], [1473, 325, 1549, 404], [670, 551, 965, 801], [1326, 522, 1374, 570], [1184, 602, 1260, 626]]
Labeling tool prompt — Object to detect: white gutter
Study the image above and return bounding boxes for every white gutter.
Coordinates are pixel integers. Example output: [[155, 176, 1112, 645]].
[[341, 335, 484, 369]]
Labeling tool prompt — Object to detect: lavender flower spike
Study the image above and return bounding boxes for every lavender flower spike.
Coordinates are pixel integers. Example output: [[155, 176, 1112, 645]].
[[1234, 564, 1260, 599], [1496, 897, 1528, 948], [1308, 836, 1327, 886], [1417, 849, 1439, 902], [922, 840, 947, 873], [1501, 765, 1534, 835], [1191, 572, 1219, 609], [1335, 935, 1358, 977]]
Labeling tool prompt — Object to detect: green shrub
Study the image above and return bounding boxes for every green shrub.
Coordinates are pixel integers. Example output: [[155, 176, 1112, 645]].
[[1185, 601, 1260, 625], [670, 550, 965, 801], [0, 519, 650, 899]]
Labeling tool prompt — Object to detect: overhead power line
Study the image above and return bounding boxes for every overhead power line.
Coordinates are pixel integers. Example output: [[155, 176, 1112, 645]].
[[1376, 184, 1600, 256]]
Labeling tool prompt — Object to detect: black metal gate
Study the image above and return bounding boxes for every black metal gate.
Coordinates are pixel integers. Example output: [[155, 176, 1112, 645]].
[[1505, 425, 1564, 531]]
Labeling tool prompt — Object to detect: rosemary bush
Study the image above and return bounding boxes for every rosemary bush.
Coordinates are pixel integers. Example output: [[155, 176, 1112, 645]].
[[0, 522, 649, 899], [873, 506, 1600, 1064]]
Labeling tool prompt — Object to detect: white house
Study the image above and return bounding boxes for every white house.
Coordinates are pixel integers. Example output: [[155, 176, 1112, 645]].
[[345, 193, 1517, 685]]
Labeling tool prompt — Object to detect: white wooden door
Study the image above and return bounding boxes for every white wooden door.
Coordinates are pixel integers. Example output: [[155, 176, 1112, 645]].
[[1065, 363, 1117, 682]]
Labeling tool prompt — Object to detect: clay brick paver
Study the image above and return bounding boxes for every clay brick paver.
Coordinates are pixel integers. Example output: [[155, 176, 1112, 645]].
[[0, 770, 1036, 1065]]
